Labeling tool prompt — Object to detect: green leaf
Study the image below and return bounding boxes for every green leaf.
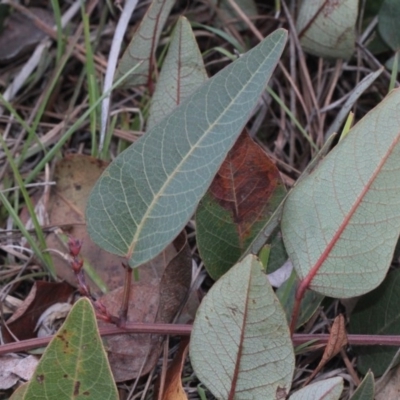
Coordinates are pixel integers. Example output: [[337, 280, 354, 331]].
[[288, 377, 343, 400], [147, 16, 207, 130], [9, 383, 27, 400], [86, 29, 287, 268], [349, 270, 400, 376], [282, 89, 400, 298], [296, 0, 358, 59], [378, 0, 400, 51], [350, 371, 374, 400], [190, 255, 295, 399], [276, 269, 324, 328], [23, 298, 118, 400], [114, 0, 175, 87], [267, 230, 288, 273], [196, 131, 286, 280]]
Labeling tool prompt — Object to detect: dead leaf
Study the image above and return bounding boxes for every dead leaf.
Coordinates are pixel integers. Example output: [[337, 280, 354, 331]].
[[47, 154, 176, 296], [1, 281, 74, 343], [99, 231, 192, 382], [159, 338, 189, 400], [0, 8, 53, 63], [34, 302, 72, 337], [304, 314, 348, 385], [0, 355, 38, 390]]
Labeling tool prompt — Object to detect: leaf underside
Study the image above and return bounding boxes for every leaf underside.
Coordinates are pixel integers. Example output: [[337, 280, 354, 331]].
[[190, 255, 294, 399], [86, 29, 287, 268], [23, 298, 118, 400], [282, 88, 400, 298]]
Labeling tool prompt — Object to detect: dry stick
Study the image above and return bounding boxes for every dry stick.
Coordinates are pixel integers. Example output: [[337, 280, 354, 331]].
[[356, 42, 398, 86], [227, 0, 312, 161], [119, 263, 133, 326], [318, 59, 343, 145], [281, 0, 323, 148], [340, 348, 360, 386], [354, 0, 367, 94], [209, 1, 245, 50], [157, 336, 170, 400], [225, 0, 263, 41]]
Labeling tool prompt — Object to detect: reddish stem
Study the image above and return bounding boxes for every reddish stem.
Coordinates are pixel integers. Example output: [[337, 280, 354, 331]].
[[289, 279, 309, 335], [118, 263, 132, 327], [2, 327, 400, 356]]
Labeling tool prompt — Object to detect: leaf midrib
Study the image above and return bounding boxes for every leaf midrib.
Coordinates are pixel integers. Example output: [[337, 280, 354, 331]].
[[306, 131, 400, 289]]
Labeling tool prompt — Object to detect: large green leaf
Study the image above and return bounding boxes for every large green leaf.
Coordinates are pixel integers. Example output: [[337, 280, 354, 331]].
[[282, 89, 400, 298], [147, 16, 207, 130], [296, 0, 358, 59], [23, 298, 118, 400], [190, 255, 294, 399], [86, 29, 287, 268], [115, 0, 176, 87]]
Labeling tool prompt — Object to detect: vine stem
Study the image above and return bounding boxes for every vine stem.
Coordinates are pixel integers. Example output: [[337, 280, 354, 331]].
[[2, 324, 400, 356]]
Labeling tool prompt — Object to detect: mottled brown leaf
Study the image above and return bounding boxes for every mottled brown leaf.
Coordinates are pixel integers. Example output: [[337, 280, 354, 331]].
[[196, 129, 286, 279], [99, 232, 192, 382], [47, 155, 177, 295]]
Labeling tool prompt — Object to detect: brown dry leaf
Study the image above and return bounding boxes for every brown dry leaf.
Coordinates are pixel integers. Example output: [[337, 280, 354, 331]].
[[160, 337, 189, 400], [1, 281, 74, 343], [0, 8, 54, 63], [47, 154, 175, 296], [99, 232, 192, 382], [304, 314, 348, 386]]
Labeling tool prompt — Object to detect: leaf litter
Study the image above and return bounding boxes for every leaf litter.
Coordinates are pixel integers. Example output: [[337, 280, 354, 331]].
[[2, 1, 400, 399]]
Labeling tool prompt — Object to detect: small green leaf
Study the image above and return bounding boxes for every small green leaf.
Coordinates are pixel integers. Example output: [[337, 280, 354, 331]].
[[190, 255, 295, 399], [147, 16, 207, 130], [378, 0, 400, 51], [23, 298, 118, 400], [288, 377, 343, 400], [349, 270, 400, 376], [296, 0, 358, 59], [282, 89, 400, 298], [115, 0, 175, 87], [350, 371, 374, 400], [86, 29, 287, 268], [276, 269, 324, 328]]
